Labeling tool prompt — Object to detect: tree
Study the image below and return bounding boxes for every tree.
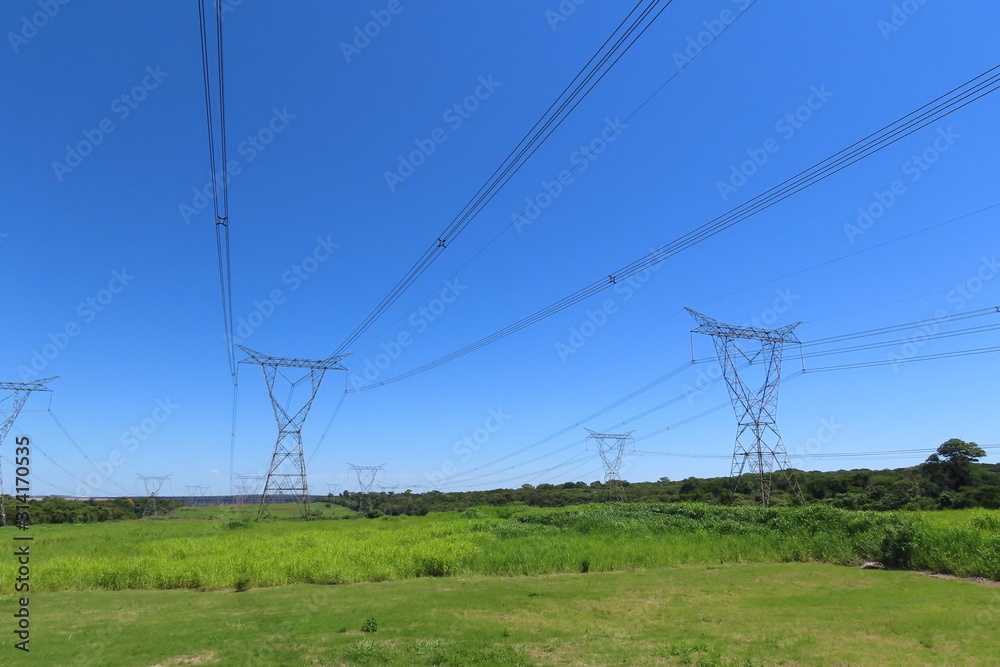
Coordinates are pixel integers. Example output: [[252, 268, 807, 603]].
[[924, 438, 987, 491]]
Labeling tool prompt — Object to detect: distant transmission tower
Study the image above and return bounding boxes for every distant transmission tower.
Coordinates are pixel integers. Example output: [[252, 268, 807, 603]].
[[138, 474, 171, 517], [349, 464, 384, 514], [234, 474, 264, 507], [185, 485, 209, 505], [585, 429, 634, 502], [0, 378, 56, 525], [238, 346, 349, 520], [687, 308, 803, 506]]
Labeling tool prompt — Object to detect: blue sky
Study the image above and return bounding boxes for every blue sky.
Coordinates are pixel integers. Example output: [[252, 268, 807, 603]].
[[2, 0, 998, 497]]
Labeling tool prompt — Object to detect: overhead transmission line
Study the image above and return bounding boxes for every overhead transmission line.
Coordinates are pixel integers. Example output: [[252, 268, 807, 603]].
[[690, 202, 1000, 311], [434, 365, 751, 490], [352, 1, 760, 355], [0, 455, 77, 496], [197, 0, 234, 375], [800, 323, 1000, 360], [804, 345, 1000, 372], [368, 199, 996, 486], [333, 0, 673, 356], [48, 412, 133, 495], [635, 444, 1000, 461], [687, 307, 1000, 364], [348, 64, 1000, 392], [197, 0, 241, 492], [432, 306, 1000, 489]]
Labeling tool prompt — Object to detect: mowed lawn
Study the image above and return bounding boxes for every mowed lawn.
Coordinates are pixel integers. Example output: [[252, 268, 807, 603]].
[[4, 563, 999, 666]]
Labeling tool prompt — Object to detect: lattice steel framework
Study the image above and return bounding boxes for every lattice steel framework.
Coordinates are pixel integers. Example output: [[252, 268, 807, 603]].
[[138, 474, 171, 517], [349, 463, 383, 514], [238, 346, 349, 520], [0, 378, 56, 525], [234, 474, 264, 507], [687, 308, 803, 506], [185, 485, 210, 505], [585, 429, 634, 502]]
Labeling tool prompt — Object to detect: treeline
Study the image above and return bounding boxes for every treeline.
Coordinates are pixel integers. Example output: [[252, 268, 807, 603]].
[[4, 441, 996, 524], [329, 448, 999, 515], [0, 496, 186, 526]]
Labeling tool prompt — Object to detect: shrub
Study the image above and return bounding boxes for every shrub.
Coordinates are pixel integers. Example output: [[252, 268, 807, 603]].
[[878, 522, 919, 568]]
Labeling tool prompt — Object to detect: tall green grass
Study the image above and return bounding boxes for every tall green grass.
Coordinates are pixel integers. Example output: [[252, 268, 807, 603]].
[[1, 503, 996, 592]]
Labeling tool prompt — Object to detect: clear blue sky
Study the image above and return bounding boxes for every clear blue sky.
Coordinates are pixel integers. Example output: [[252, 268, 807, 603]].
[[2, 1, 998, 497]]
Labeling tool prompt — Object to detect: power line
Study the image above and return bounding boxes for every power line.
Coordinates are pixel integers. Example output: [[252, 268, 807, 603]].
[[635, 444, 1000, 461], [353, 2, 760, 355], [804, 345, 1000, 372], [433, 361, 694, 486], [687, 309, 1000, 364], [347, 65, 1000, 391], [799, 323, 1000, 360], [48, 412, 133, 495], [802, 306, 1000, 347], [424, 305, 999, 491], [197, 0, 235, 378], [690, 202, 1000, 311], [334, 0, 673, 355], [197, 0, 240, 494]]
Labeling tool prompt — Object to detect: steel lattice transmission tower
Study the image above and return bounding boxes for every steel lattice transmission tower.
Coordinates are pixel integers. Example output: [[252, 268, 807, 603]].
[[238, 346, 349, 520], [687, 308, 803, 506], [0, 377, 56, 525], [185, 485, 210, 505], [585, 429, 634, 502], [234, 474, 264, 507], [349, 463, 384, 514], [138, 474, 171, 517]]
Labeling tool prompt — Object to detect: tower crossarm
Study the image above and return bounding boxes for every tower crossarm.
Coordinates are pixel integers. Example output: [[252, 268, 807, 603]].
[[0, 377, 58, 392], [236, 345, 349, 371], [584, 429, 635, 441], [686, 308, 801, 343]]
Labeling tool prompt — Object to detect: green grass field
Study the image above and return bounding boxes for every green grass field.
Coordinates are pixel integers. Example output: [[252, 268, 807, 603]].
[[166, 502, 356, 520], [3, 503, 998, 593], [4, 563, 999, 666], [2, 503, 998, 665]]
